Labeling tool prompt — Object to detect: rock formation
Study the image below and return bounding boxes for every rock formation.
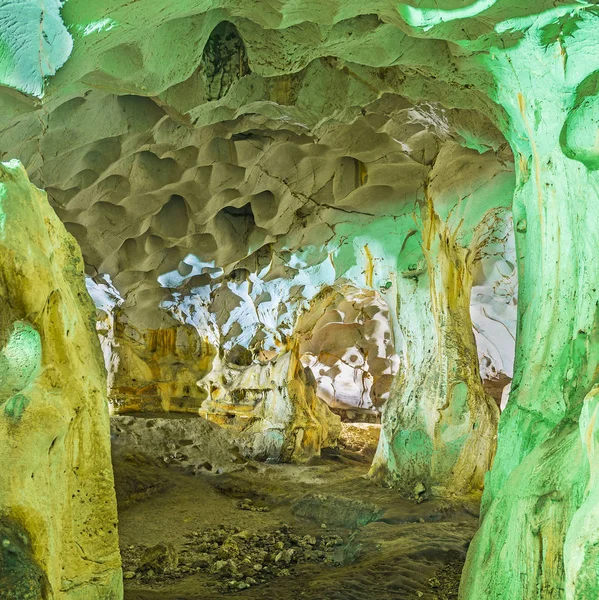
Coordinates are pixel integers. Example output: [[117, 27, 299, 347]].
[[297, 284, 399, 418], [0, 160, 121, 598], [0, 0, 519, 470], [198, 343, 341, 461], [108, 318, 216, 414], [1, 1, 598, 598], [370, 143, 512, 496], [455, 12, 599, 599]]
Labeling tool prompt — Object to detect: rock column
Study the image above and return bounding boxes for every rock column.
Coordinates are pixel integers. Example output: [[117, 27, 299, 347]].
[[0, 161, 122, 598], [461, 13, 599, 599]]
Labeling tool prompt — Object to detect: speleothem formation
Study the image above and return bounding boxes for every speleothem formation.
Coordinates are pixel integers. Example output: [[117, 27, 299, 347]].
[[0, 1, 597, 599], [0, 161, 122, 598]]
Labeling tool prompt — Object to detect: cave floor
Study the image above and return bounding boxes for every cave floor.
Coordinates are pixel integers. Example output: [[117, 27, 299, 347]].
[[114, 425, 479, 600]]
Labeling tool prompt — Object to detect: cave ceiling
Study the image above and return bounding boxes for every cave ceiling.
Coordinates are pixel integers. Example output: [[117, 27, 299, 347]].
[[0, 0, 522, 379], [3, 4, 599, 597]]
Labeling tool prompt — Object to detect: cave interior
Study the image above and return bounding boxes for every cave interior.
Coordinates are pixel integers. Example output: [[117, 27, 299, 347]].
[[0, 1, 598, 599]]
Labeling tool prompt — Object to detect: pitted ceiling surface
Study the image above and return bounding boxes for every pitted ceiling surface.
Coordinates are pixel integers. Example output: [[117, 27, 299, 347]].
[[0, 1, 517, 383]]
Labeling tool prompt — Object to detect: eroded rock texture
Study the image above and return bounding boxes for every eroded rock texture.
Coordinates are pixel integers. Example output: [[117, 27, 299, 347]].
[[297, 284, 399, 418], [3, 1, 598, 597], [0, 161, 122, 598], [199, 343, 341, 461], [457, 13, 599, 599], [370, 143, 512, 496], [109, 319, 216, 414], [0, 1, 519, 471]]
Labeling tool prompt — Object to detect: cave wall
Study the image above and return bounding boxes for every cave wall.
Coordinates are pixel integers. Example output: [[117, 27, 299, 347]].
[[0, 160, 122, 598], [3, 2, 597, 596], [0, 2, 519, 471], [297, 284, 399, 417], [457, 11, 599, 599], [370, 142, 513, 496]]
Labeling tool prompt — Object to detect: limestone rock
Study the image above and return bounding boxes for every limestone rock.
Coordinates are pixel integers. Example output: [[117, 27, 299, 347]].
[[370, 144, 511, 497], [0, 517, 47, 600], [109, 318, 217, 414], [5, 3, 599, 597], [200, 346, 341, 462], [457, 15, 599, 596], [111, 413, 245, 475], [0, 160, 122, 598], [0, 0, 72, 97], [138, 543, 178, 575], [297, 284, 399, 414]]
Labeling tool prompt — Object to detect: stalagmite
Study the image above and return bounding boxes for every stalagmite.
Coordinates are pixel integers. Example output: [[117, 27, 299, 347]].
[[0, 161, 122, 598], [371, 144, 512, 496]]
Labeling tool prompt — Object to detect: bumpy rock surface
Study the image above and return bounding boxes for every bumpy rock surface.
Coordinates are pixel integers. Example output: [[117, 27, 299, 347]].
[[108, 319, 216, 413], [0, 3, 517, 422], [0, 1, 518, 476], [0, 160, 122, 598], [370, 142, 513, 496], [297, 284, 399, 414], [111, 414, 246, 475], [3, 2, 599, 597], [199, 346, 341, 462]]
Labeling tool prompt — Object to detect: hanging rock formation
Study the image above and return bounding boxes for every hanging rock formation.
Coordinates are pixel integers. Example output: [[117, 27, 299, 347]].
[[0, 160, 122, 598]]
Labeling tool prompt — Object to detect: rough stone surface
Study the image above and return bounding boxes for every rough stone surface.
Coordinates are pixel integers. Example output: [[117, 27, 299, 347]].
[[0, 2, 518, 475], [292, 494, 384, 528], [370, 143, 511, 496], [0, 160, 122, 598], [298, 284, 399, 414], [199, 346, 342, 462], [2, 2, 599, 597], [108, 319, 216, 414], [111, 413, 246, 475], [456, 13, 599, 599]]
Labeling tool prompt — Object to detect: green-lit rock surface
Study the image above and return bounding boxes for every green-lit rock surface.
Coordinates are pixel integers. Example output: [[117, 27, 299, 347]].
[[0, 2, 518, 477], [457, 10, 599, 599], [370, 143, 512, 496], [0, 1, 598, 598]]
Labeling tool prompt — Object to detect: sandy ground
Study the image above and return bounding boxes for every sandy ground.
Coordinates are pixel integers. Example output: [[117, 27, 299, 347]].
[[113, 423, 479, 600]]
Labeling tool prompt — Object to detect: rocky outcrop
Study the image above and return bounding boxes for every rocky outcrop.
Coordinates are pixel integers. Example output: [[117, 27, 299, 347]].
[[0, 160, 122, 598], [199, 344, 341, 462], [111, 414, 246, 475], [0, 5, 519, 478], [9, 3, 599, 597], [93, 275, 341, 462]]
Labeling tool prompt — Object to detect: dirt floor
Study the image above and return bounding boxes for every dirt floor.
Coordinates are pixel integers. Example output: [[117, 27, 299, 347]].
[[113, 423, 479, 600]]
